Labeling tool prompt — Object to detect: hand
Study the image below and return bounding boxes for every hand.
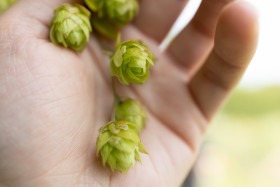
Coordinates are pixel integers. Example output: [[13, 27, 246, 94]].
[[0, 0, 258, 186]]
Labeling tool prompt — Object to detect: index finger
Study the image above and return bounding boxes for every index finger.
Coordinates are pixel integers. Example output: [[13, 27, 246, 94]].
[[133, 0, 188, 43]]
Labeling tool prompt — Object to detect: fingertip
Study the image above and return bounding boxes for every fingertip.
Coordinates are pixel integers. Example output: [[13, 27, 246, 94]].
[[219, 1, 259, 39]]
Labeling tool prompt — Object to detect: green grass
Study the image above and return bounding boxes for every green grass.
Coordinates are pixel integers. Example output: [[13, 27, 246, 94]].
[[222, 86, 280, 117], [194, 86, 280, 187]]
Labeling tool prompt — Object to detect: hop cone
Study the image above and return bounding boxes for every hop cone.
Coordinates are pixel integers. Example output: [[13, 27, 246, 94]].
[[0, 0, 17, 14], [111, 40, 156, 85], [115, 98, 147, 131], [96, 121, 147, 173], [50, 4, 92, 52], [85, 0, 138, 27]]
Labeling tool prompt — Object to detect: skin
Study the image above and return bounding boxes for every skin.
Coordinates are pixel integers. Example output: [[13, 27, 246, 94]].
[[0, 0, 258, 186]]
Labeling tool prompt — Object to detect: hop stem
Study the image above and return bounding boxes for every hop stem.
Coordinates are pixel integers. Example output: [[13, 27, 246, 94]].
[[112, 77, 120, 101], [111, 77, 120, 121]]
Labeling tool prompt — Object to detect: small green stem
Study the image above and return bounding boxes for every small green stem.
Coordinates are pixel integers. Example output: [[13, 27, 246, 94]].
[[111, 77, 120, 121], [112, 77, 120, 101]]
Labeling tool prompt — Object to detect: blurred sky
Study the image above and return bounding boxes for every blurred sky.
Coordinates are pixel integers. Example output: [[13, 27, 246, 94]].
[[240, 0, 280, 87]]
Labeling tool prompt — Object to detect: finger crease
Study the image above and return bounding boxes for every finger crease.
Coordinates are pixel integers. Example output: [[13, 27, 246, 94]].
[[191, 19, 215, 40]]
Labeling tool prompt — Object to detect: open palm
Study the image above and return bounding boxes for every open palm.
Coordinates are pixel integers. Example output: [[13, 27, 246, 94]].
[[0, 0, 258, 186]]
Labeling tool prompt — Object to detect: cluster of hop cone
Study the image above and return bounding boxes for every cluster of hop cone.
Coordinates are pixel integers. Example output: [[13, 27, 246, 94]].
[[50, 0, 155, 173], [1, 0, 156, 174]]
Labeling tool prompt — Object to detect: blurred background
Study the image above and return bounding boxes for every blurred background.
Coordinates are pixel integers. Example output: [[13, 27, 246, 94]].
[[183, 0, 280, 186]]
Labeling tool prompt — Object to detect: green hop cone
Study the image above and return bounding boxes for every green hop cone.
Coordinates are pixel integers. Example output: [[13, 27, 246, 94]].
[[85, 0, 138, 27], [96, 121, 147, 173], [111, 40, 156, 85], [50, 4, 92, 52], [114, 98, 147, 131], [0, 0, 17, 14]]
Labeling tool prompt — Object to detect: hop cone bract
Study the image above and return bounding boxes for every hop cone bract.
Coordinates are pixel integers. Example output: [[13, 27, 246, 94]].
[[50, 4, 92, 51], [0, 0, 17, 14], [115, 98, 146, 131], [111, 40, 156, 85], [97, 121, 147, 173]]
